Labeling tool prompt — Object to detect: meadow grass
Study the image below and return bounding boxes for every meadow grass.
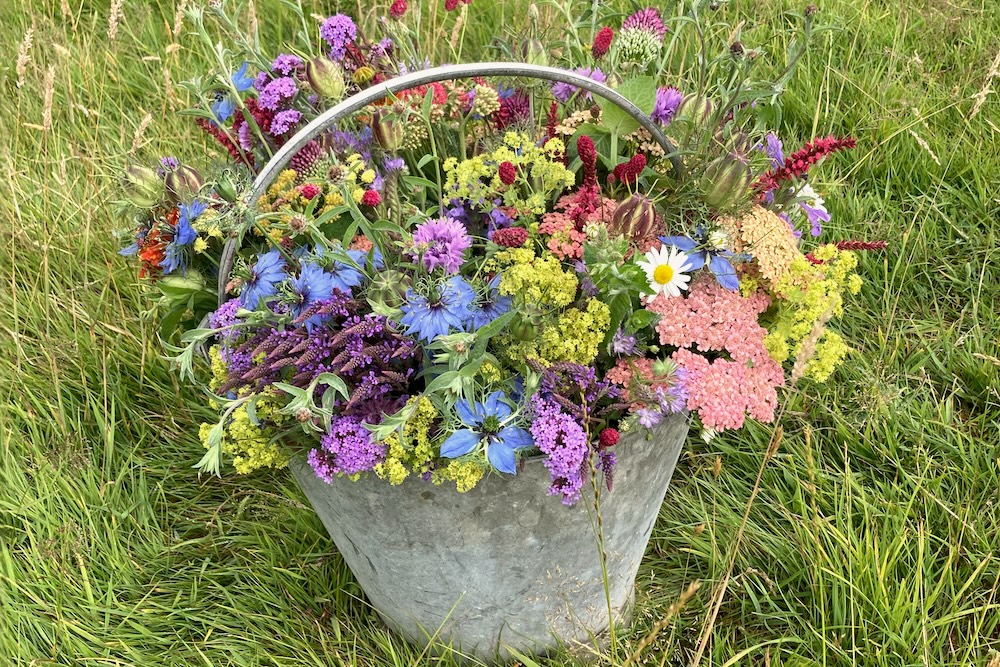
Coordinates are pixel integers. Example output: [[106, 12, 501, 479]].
[[1, 0, 998, 665]]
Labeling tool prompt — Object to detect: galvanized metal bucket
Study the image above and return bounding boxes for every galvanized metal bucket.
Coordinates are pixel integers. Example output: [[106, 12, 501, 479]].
[[230, 63, 687, 662], [292, 413, 688, 662]]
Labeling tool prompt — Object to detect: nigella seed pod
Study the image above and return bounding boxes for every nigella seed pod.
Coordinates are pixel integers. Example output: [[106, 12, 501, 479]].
[[521, 38, 547, 67], [164, 164, 204, 202], [369, 270, 411, 308], [700, 153, 752, 209], [510, 315, 537, 342], [214, 170, 239, 203], [676, 93, 713, 127], [371, 109, 404, 152], [122, 164, 162, 208], [610, 193, 658, 241], [306, 57, 345, 100]]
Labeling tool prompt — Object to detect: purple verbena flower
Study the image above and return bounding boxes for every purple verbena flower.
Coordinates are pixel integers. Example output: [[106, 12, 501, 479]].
[[270, 109, 302, 136], [258, 76, 298, 111], [530, 396, 590, 505], [320, 14, 357, 61], [271, 53, 304, 76], [310, 415, 385, 479]]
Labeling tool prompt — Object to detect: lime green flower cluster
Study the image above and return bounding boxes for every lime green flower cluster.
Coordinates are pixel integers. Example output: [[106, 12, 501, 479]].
[[486, 247, 577, 308], [442, 132, 574, 214], [374, 396, 440, 485], [198, 391, 289, 474], [374, 396, 486, 492], [764, 245, 862, 381]]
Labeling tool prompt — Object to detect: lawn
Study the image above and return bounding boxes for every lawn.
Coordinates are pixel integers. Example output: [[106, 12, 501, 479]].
[[1, 0, 999, 665]]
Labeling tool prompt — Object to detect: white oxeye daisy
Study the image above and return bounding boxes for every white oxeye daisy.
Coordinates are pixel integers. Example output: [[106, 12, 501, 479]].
[[637, 246, 692, 297]]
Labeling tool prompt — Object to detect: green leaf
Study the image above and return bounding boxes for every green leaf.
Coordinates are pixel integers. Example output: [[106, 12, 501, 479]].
[[316, 373, 349, 400], [193, 421, 225, 477], [627, 308, 659, 333], [604, 293, 633, 346], [597, 76, 657, 135], [416, 153, 437, 169]]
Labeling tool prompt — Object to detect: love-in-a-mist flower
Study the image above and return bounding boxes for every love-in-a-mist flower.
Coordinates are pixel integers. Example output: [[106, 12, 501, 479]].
[[286, 263, 336, 330], [468, 274, 512, 330], [399, 276, 475, 343], [440, 391, 533, 475], [637, 246, 692, 297], [239, 250, 287, 308]]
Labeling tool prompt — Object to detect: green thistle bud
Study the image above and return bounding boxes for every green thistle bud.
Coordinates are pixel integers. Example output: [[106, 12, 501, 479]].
[[122, 164, 162, 208], [700, 153, 752, 209], [610, 193, 659, 242], [676, 94, 714, 128], [164, 164, 204, 203], [306, 57, 345, 100], [521, 38, 547, 67], [214, 169, 239, 203]]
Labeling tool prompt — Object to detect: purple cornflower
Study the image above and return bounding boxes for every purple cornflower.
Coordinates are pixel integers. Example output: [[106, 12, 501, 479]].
[[383, 156, 406, 173], [271, 53, 303, 76], [611, 329, 639, 356], [309, 415, 385, 480], [320, 14, 357, 61], [551, 67, 607, 103], [411, 218, 472, 274], [399, 276, 475, 343], [270, 109, 302, 136], [651, 87, 682, 125], [530, 396, 590, 505], [258, 77, 298, 111], [239, 250, 286, 308], [237, 124, 254, 151], [622, 7, 668, 43]]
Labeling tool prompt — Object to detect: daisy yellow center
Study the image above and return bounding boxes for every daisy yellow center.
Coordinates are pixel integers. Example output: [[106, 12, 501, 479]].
[[653, 264, 674, 284]]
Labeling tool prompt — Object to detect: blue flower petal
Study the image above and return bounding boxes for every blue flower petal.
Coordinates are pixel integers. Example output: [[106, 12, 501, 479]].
[[454, 399, 483, 427], [119, 243, 139, 257], [498, 425, 533, 451], [440, 429, 482, 458], [487, 441, 517, 475], [483, 391, 511, 421], [232, 62, 254, 92], [659, 236, 698, 252], [709, 254, 739, 291]]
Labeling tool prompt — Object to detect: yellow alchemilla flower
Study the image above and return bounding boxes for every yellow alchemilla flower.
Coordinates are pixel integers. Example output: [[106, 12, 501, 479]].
[[360, 169, 376, 184], [193, 237, 209, 254]]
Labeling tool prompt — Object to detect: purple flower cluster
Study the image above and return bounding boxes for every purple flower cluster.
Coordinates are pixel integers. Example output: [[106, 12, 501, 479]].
[[320, 14, 357, 61], [258, 76, 298, 111], [651, 87, 682, 125], [411, 218, 472, 274], [271, 53, 303, 76], [622, 7, 667, 43], [551, 67, 606, 104], [529, 396, 589, 505], [309, 415, 385, 480], [270, 109, 302, 136], [210, 298, 243, 346]]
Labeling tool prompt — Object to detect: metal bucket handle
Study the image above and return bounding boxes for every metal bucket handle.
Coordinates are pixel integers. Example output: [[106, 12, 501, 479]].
[[218, 62, 682, 303]]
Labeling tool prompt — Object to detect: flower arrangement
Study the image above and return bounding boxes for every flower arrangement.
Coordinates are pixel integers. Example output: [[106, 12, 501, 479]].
[[119, 1, 883, 506]]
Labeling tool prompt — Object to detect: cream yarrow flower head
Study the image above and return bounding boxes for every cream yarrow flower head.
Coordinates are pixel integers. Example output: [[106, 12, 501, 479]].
[[638, 246, 693, 297]]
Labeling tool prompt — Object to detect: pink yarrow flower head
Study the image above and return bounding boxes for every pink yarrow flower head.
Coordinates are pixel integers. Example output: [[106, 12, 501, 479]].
[[412, 217, 472, 274], [622, 7, 668, 43]]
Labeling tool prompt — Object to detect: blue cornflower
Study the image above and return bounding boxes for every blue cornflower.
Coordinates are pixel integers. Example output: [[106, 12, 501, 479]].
[[440, 391, 534, 475], [468, 275, 512, 330], [239, 250, 286, 308], [232, 62, 254, 92], [158, 201, 205, 274], [286, 263, 336, 329], [399, 276, 475, 343], [211, 95, 237, 124], [659, 230, 740, 291]]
